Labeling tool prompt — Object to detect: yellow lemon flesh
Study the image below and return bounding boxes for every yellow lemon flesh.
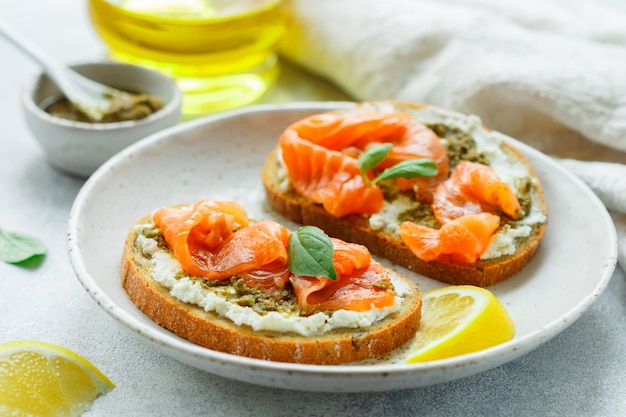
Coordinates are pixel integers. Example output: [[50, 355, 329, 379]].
[[406, 285, 515, 363], [0, 340, 115, 417]]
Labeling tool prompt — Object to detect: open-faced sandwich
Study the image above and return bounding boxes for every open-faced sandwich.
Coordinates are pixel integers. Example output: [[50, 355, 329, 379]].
[[262, 101, 547, 286], [121, 199, 422, 364]]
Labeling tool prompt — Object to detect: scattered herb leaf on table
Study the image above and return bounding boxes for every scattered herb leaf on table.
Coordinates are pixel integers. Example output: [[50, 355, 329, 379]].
[[0, 227, 47, 264]]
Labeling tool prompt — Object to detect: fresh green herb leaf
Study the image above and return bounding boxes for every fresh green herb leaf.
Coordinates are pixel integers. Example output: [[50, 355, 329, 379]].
[[0, 227, 47, 264], [356, 143, 437, 186], [357, 143, 393, 186], [372, 158, 438, 184], [287, 226, 337, 280]]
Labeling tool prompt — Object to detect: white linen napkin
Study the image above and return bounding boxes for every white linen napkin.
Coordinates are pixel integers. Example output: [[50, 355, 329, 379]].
[[279, 0, 626, 269]]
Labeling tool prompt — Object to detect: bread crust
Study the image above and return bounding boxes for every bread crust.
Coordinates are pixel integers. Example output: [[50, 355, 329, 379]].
[[262, 101, 547, 287], [121, 217, 422, 365]]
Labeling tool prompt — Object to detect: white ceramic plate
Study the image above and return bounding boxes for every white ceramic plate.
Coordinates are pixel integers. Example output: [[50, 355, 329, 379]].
[[68, 102, 617, 392]]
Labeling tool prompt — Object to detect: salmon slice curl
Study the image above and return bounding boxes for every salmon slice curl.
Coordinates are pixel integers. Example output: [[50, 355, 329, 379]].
[[290, 239, 395, 313], [153, 200, 290, 282], [399, 213, 501, 263], [280, 131, 384, 217], [239, 260, 292, 298], [280, 112, 449, 217], [433, 161, 522, 224]]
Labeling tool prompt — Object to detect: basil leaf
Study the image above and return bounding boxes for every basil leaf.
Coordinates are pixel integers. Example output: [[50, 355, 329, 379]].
[[0, 227, 47, 264], [357, 143, 393, 186], [287, 226, 337, 280], [373, 158, 438, 184], [357, 144, 437, 186]]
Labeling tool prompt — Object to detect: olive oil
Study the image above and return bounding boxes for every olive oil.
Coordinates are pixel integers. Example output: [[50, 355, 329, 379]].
[[88, 0, 286, 116]]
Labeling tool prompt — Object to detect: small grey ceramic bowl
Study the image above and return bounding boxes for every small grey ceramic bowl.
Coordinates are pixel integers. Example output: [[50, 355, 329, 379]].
[[22, 62, 182, 177]]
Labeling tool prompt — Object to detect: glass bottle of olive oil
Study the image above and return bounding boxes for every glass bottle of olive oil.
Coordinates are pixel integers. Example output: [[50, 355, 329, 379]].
[[88, 0, 287, 117]]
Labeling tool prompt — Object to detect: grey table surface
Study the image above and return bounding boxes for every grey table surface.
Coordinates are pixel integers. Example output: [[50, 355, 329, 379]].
[[1, 1, 625, 416]]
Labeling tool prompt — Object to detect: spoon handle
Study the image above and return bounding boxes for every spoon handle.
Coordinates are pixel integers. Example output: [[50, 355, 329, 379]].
[[0, 18, 81, 95], [0, 17, 120, 120], [0, 18, 55, 69]]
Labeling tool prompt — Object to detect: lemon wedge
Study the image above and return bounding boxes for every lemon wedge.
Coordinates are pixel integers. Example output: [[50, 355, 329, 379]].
[[406, 285, 514, 363], [0, 340, 115, 417]]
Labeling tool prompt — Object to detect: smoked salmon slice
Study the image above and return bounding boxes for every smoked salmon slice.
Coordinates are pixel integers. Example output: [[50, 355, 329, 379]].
[[153, 200, 290, 282], [433, 161, 521, 224], [153, 199, 395, 311], [290, 239, 394, 313], [239, 260, 292, 298], [401, 162, 520, 263], [280, 131, 385, 217], [399, 213, 501, 263], [153, 199, 249, 278], [288, 113, 408, 151], [280, 112, 449, 217]]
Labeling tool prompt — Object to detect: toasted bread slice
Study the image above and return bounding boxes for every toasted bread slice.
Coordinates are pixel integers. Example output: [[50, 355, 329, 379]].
[[121, 213, 422, 365], [262, 101, 547, 287]]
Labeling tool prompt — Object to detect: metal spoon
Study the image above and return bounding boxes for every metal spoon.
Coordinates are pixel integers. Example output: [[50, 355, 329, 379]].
[[0, 18, 136, 122]]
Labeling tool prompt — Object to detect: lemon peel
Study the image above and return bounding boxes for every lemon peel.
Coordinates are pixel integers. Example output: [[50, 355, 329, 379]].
[[0, 340, 115, 417], [407, 285, 514, 363]]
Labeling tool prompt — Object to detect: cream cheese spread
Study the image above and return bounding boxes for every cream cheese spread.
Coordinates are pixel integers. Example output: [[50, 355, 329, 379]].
[[134, 223, 411, 337]]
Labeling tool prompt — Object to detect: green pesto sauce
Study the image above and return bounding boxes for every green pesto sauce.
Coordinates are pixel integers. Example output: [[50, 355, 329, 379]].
[[514, 176, 533, 217], [229, 276, 305, 315], [398, 204, 440, 229], [427, 123, 489, 169], [45, 92, 163, 123], [377, 182, 439, 229]]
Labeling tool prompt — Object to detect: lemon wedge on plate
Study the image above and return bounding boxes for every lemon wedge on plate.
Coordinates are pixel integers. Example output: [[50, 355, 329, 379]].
[[0, 340, 115, 417], [406, 285, 515, 363]]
